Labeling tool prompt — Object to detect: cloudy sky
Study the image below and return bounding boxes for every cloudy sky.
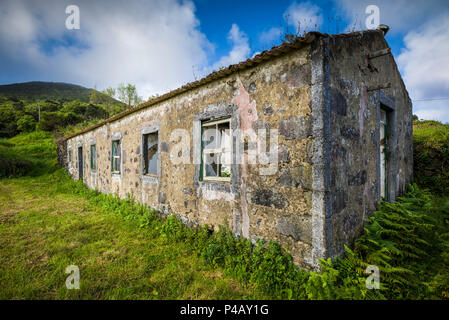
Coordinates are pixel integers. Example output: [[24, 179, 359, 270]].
[[0, 0, 448, 121]]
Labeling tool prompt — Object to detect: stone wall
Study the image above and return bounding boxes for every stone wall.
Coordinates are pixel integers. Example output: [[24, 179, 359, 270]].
[[64, 45, 317, 269], [61, 30, 413, 269], [320, 31, 413, 258]]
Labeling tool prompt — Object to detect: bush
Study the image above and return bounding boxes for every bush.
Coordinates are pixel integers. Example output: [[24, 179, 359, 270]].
[[0, 147, 33, 178], [84, 104, 109, 120], [17, 115, 36, 132], [36, 111, 83, 132], [0, 131, 58, 178], [413, 120, 449, 194]]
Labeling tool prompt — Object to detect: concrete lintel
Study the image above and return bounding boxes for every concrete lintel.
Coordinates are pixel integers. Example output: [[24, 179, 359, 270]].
[[111, 132, 122, 141]]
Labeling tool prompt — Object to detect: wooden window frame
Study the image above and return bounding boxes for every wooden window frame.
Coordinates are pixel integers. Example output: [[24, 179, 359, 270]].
[[90, 144, 97, 171], [201, 117, 232, 182]]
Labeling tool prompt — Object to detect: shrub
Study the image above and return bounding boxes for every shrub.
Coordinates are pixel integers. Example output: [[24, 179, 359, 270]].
[[17, 115, 36, 132], [0, 131, 58, 178], [0, 148, 33, 178], [413, 120, 449, 194], [36, 111, 83, 132], [353, 184, 449, 299]]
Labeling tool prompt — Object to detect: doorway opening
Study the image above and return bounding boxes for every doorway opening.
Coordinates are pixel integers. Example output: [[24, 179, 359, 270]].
[[379, 109, 387, 199]]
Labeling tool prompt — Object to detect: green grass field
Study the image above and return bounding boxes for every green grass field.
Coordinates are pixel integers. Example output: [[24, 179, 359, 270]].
[[1, 127, 449, 300], [0, 173, 260, 299], [0, 132, 263, 299]]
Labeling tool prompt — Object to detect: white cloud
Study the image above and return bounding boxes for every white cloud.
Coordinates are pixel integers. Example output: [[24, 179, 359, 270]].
[[259, 27, 283, 46], [210, 24, 250, 71], [284, 2, 323, 34], [334, 0, 449, 33], [0, 0, 216, 100], [397, 14, 449, 122], [256, 2, 322, 50], [413, 103, 449, 122]]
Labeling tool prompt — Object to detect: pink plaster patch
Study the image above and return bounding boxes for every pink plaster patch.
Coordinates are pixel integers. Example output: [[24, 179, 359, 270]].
[[232, 80, 258, 132], [232, 78, 256, 239]]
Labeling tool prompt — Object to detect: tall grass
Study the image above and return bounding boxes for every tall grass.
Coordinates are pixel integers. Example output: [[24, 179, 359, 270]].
[[47, 166, 449, 299], [0, 131, 58, 178], [413, 120, 449, 194], [1, 129, 449, 299]]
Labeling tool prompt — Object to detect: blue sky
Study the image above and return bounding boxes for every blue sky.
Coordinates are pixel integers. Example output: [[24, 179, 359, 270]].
[[0, 0, 448, 121]]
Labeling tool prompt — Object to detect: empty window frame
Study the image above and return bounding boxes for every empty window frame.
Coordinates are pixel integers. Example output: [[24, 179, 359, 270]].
[[111, 140, 121, 173], [90, 144, 97, 171], [143, 132, 158, 176], [201, 118, 232, 181]]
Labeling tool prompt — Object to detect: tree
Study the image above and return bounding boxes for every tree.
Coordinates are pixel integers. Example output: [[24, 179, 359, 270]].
[[62, 100, 87, 114], [0, 104, 18, 137], [16, 115, 36, 133], [89, 89, 102, 105], [84, 104, 109, 120], [101, 87, 117, 114], [36, 111, 82, 132], [117, 83, 142, 108], [102, 87, 116, 98]]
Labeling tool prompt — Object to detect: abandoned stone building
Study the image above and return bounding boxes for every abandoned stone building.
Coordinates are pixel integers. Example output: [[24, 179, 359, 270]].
[[58, 27, 413, 270]]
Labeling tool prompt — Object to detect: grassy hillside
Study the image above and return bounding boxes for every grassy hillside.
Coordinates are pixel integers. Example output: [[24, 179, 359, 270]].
[[0, 131, 57, 178], [0, 82, 126, 138], [0, 129, 448, 299], [0, 81, 119, 105], [413, 120, 449, 195]]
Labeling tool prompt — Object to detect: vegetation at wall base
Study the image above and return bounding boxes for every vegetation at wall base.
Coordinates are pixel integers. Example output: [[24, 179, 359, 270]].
[[1, 121, 449, 299]]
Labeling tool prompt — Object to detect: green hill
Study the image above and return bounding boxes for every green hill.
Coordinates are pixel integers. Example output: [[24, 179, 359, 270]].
[[0, 82, 126, 138], [0, 81, 121, 105]]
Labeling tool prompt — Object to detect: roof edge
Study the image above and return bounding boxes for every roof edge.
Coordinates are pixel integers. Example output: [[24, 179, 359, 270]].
[[63, 29, 382, 140]]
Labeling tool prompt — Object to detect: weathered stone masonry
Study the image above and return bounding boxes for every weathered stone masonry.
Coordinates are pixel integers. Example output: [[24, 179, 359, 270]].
[[58, 29, 413, 270]]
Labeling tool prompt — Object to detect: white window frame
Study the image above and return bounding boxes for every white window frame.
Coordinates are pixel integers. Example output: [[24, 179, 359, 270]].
[[201, 117, 232, 182]]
